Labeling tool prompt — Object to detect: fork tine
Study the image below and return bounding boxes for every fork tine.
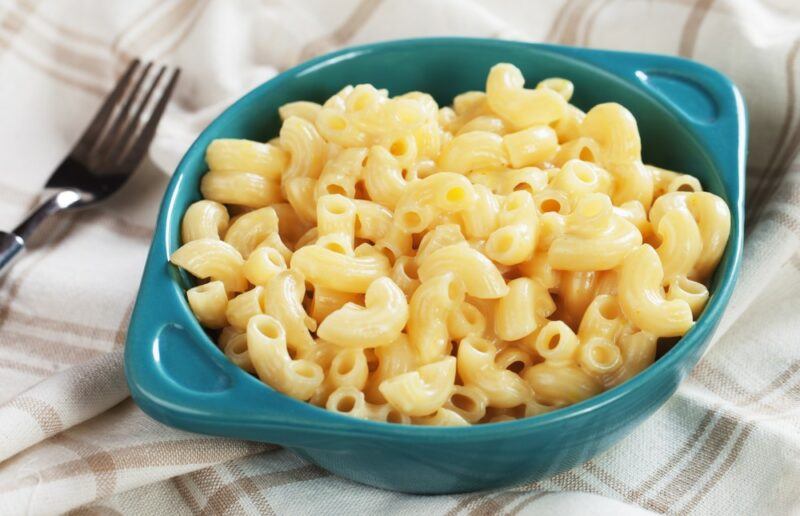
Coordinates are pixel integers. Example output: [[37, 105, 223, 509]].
[[73, 59, 140, 159], [121, 67, 181, 169], [94, 61, 154, 159], [106, 65, 167, 163]]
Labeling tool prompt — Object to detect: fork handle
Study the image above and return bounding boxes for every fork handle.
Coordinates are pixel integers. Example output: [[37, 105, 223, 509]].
[[0, 231, 25, 275], [0, 190, 83, 276]]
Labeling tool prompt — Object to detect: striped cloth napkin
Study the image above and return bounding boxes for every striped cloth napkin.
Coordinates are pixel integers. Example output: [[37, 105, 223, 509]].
[[0, 1, 798, 514]]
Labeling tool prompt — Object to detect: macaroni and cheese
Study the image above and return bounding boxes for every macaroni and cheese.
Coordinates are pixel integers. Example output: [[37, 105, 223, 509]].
[[170, 63, 731, 426]]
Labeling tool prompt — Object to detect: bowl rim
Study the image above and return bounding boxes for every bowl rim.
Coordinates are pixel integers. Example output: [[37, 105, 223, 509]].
[[128, 36, 746, 439]]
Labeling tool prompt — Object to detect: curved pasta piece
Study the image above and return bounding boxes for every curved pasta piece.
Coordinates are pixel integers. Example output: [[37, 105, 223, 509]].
[[200, 171, 282, 208], [247, 314, 323, 401], [181, 200, 229, 243], [278, 101, 322, 122], [206, 138, 288, 180], [580, 102, 641, 165], [315, 147, 366, 199], [290, 243, 391, 293], [417, 243, 509, 299], [362, 146, 407, 209], [186, 280, 228, 329], [618, 244, 693, 337], [655, 209, 703, 285], [262, 270, 316, 356], [438, 131, 508, 174], [280, 116, 327, 181], [408, 273, 465, 363], [523, 362, 602, 407], [223, 207, 279, 258], [687, 192, 731, 280], [457, 336, 533, 408], [315, 108, 369, 148], [486, 63, 567, 128], [379, 356, 457, 417], [494, 277, 546, 341], [170, 238, 248, 292], [548, 194, 642, 271], [413, 408, 470, 426], [318, 277, 409, 348], [394, 172, 477, 233]]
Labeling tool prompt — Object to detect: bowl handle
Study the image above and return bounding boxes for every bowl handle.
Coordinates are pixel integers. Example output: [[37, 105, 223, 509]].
[[125, 260, 340, 446]]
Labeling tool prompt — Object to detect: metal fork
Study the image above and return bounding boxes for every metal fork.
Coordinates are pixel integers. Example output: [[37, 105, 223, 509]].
[[0, 59, 180, 274]]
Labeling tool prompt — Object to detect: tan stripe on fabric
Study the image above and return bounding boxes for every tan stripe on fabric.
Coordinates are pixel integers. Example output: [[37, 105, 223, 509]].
[[1, 438, 270, 493], [0, 0, 40, 57], [3, 306, 119, 342], [544, 0, 578, 42], [580, 0, 615, 47], [21, 0, 107, 47], [0, 357, 53, 376], [0, 32, 104, 95], [199, 465, 329, 516], [154, 0, 210, 60], [224, 462, 276, 516], [296, 0, 384, 63], [445, 492, 488, 516], [507, 492, 552, 515], [0, 7, 109, 77], [109, 0, 165, 59], [762, 208, 800, 238], [642, 413, 739, 513], [747, 38, 800, 221], [678, 0, 716, 57], [468, 490, 531, 516], [547, 469, 596, 494], [118, 0, 197, 57], [682, 423, 755, 512], [171, 476, 202, 514], [629, 409, 717, 502], [583, 461, 635, 501], [8, 395, 64, 436], [67, 506, 124, 516], [53, 434, 118, 499], [0, 329, 105, 364], [556, 0, 593, 46], [113, 300, 136, 350]]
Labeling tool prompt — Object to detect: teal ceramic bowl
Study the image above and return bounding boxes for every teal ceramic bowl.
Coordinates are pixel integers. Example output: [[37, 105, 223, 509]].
[[125, 38, 746, 494]]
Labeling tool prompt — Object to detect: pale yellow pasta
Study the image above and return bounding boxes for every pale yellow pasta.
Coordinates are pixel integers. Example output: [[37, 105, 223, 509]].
[[224, 207, 279, 258], [243, 246, 286, 286], [418, 243, 509, 299], [502, 126, 558, 168], [201, 170, 282, 208], [618, 244, 693, 337], [262, 270, 316, 356], [362, 146, 407, 209], [291, 243, 390, 293], [170, 238, 248, 292], [220, 327, 254, 373], [393, 172, 477, 233], [379, 357, 457, 416], [353, 199, 393, 241], [438, 131, 508, 174], [226, 286, 264, 330], [280, 116, 327, 181], [485, 191, 539, 265], [318, 277, 409, 348], [552, 137, 601, 167], [407, 272, 465, 363], [315, 107, 369, 147], [247, 315, 323, 401], [486, 63, 567, 128], [548, 193, 642, 271], [494, 277, 546, 341], [278, 100, 322, 122], [181, 200, 229, 243], [390, 255, 420, 297], [666, 276, 709, 317], [524, 361, 602, 407], [315, 147, 366, 199], [447, 301, 486, 341], [186, 280, 228, 329], [284, 177, 318, 224], [655, 209, 703, 285], [457, 336, 533, 408], [176, 64, 732, 425], [459, 184, 499, 239], [206, 139, 288, 181]]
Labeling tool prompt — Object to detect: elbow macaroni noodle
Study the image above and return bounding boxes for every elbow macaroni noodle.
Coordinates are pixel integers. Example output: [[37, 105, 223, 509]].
[[171, 63, 732, 425]]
